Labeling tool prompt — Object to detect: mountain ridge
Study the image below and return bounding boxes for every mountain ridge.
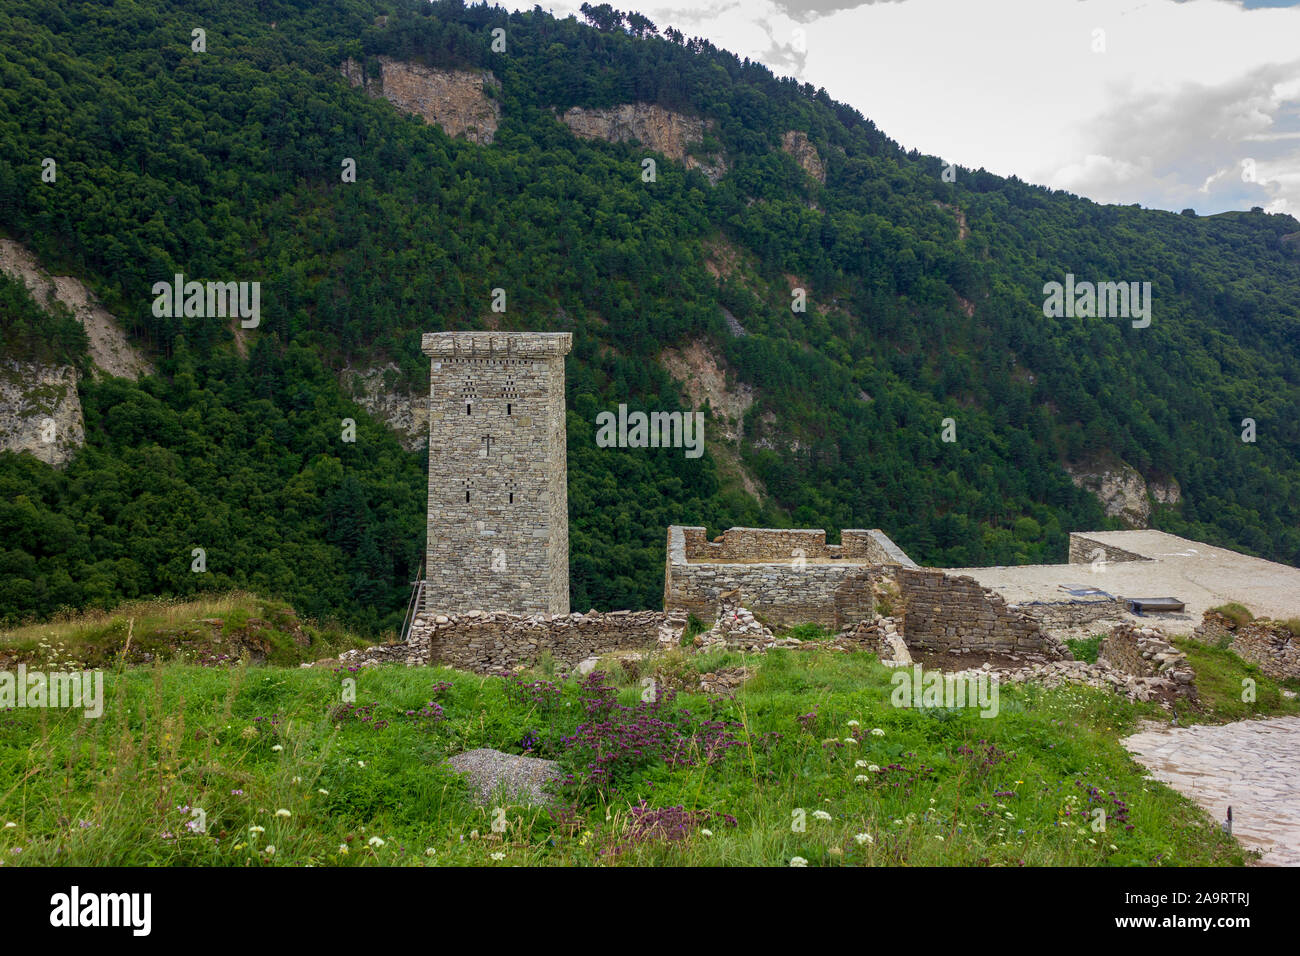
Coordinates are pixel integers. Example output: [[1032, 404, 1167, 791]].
[[0, 0, 1297, 633]]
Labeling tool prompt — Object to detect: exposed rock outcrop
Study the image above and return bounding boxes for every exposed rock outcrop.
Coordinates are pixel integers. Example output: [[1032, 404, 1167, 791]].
[[559, 103, 726, 184], [0, 239, 150, 381], [0, 359, 85, 466], [447, 749, 560, 806], [933, 201, 969, 241], [341, 363, 427, 451], [0, 240, 153, 467], [658, 339, 753, 443], [1065, 459, 1181, 528], [658, 338, 764, 499], [342, 57, 500, 144], [781, 130, 824, 183]]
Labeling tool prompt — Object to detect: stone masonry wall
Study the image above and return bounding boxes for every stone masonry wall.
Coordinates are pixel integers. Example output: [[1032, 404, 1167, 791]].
[[1097, 623, 1196, 695], [665, 561, 872, 629], [1016, 599, 1129, 631], [894, 567, 1064, 657], [665, 526, 914, 628], [680, 526, 910, 564], [340, 609, 676, 674], [1068, 533, 1152, 566]]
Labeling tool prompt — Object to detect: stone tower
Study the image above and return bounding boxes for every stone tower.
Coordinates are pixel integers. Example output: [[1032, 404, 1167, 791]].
[[421, 331, 572, 615]]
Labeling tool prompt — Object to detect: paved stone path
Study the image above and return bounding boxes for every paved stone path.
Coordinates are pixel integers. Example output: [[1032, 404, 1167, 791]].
[[1122, 716, 1300, 866]]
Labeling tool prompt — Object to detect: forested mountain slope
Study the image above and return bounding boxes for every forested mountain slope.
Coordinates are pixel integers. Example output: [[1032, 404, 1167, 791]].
[[1, 0, 1297, 633]]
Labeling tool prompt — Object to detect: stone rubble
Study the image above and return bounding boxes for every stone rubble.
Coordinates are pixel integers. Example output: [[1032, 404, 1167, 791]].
[[334, 599, 1203, 711]]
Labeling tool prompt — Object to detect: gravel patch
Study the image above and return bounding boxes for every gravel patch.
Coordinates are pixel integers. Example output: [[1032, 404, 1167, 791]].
[[446, 748, 561, 806]]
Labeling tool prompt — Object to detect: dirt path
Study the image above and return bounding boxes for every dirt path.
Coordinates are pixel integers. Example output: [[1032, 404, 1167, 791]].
[[1122, 716, 1300, 866]]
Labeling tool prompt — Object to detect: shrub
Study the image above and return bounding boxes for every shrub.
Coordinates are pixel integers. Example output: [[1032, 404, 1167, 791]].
[[1210, 603, 1254, 628]]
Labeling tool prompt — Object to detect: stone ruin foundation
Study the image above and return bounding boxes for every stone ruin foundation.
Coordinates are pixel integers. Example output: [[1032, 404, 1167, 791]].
[[1191, 610, 1300, 682]]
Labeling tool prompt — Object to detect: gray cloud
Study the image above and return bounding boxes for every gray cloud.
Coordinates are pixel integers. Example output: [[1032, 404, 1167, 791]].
[[1049, 59, 1300, 213]]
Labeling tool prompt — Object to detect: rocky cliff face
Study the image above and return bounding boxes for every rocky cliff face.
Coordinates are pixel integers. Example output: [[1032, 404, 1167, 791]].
[[341, 363, 427, 451], [781, 130, 824, 183], [342, 57, 501, 144], [0, 359, 85, 466], [658, 339, 764, 500], [559, 103, 727, 184], [0, 240, 150, 467], [0, 239, 149, 380], [1065, 459, 1181, 528]]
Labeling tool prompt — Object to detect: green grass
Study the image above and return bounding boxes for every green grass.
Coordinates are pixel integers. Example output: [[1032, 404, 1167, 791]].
[[2, 636, 1284, 867], [1065, 634, 1104, 664], [781, 623, 835, 642], [1174, 638, 1300, 724], [679, 614, 708, 648]]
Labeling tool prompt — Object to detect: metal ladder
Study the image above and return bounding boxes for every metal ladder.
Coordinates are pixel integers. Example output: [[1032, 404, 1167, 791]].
[[400, 562, 426, 644]]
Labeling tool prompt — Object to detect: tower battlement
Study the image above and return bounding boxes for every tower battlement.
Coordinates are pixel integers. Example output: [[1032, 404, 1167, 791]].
[[421, 331, 572, 358], [423, 330, 572, 615]]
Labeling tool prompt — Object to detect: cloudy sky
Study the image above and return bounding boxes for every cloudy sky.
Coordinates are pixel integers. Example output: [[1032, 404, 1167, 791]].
[[504, 0, 1300, 216]]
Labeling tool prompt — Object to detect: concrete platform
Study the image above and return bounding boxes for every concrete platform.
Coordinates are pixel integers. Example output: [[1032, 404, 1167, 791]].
[[943, 531, 1300, 634]]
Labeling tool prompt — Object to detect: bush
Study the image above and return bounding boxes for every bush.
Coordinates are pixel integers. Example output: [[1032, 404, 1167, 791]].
[[1210, 603, 1254, 628]]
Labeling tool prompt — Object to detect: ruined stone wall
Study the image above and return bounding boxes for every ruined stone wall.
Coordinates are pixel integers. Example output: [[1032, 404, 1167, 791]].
[[423, 332, 571, 616], [341, 609, 674, 674], [1016, 599, 1129, 631], [894, 568, 1063, 657], [1098, 623, 1196, 694], [665, 562, 868, 629], [664, 526, 914, 628], [679, 526, 909, 564], [1193, 611, 1300, 681]]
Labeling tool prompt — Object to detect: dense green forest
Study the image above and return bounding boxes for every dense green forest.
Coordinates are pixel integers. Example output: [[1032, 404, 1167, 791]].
[[1, 0, 1298, 633]]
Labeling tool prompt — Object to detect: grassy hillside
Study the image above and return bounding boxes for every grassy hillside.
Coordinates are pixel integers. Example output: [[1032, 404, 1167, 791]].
[[0, 591, 369, 667], [0, 0, 1298, 633]]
